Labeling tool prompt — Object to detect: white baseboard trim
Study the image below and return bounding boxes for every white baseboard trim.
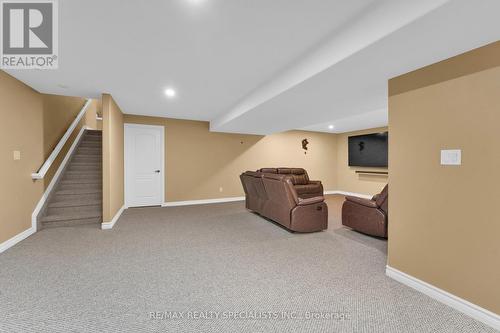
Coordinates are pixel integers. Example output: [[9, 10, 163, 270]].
[[31, 126, 89, 232], [162, 191, 371, 208], [162, 196, 245, 207], [386, 265, 500, 330], [101, 205, 126, 230], [0, 226, 36, 254], [324, 190, 372, 199]]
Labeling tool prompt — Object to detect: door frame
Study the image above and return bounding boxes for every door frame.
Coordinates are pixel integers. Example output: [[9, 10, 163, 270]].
[[124, 123, 165, 208]]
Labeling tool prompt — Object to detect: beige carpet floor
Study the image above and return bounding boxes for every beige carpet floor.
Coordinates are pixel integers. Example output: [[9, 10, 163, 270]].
[[0, 195, 495, 332]]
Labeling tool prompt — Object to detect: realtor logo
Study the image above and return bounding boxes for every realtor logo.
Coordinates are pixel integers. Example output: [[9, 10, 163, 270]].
[[1, 0, 58, 69]]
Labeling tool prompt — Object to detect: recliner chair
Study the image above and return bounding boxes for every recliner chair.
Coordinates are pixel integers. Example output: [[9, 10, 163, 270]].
[[341, 184, 388, 238]]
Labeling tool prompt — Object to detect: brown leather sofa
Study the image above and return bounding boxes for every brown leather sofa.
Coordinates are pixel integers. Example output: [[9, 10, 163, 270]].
[[341, 184, 388, 238], [240, 171, 328, 232], [258, 168, 323, 198]]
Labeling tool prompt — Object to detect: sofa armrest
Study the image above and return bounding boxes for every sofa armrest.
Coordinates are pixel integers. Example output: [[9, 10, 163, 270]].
[[345, 196, 377, 208], [308, 180, 324, 195], [298, 196, 324, 206]]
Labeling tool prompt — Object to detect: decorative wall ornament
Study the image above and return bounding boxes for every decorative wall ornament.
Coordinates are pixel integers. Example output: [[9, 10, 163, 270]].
[[302, 138, 309, 154]]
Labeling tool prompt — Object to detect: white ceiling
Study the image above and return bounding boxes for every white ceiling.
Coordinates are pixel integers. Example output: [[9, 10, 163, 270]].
[[5, 0, 376, 119], [6, 0, 500, 134]]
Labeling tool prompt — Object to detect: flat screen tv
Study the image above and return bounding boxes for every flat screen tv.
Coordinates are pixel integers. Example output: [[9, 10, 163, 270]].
[[348, 132, 388, 167]]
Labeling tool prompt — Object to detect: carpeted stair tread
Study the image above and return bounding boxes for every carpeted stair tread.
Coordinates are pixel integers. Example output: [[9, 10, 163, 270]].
[[69, 161, 102, 166], [52, 193, 102, 202], [73, 154, 101, 158], [72, 157, 101, 163], [41, 211, 102, 223], [71, 158, 101, 162], [74, 149, 101, 152], [84, 133, 102, 137], [46, 205, 102, 217], [49, 199, 101, 208], [67, 167, 102, 172], [75, 147, 101, 150], [55, 188, 102, 196], [42, 220, 101, 229], [75, 152, 101, 156], [69, 162, 102, 166], [63, 176, 102, 182], [64, 169, 101, 174], [64, 171, 102, 176], [80, 141, 102, 149], [59, 184, 101, 192], [41, 217, 101, 228], [83, 136, 102, 142], [60, 179, 102, 185], [56, 188, 102, 195], [75, 152, 102, 157], [65, 170, 101, 175]]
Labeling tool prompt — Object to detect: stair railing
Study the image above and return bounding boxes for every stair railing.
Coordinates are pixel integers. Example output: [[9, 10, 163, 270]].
[[31, 99, 92, 180]]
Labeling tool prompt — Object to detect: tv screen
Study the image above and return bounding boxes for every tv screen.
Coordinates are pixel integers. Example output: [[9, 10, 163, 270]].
[[348, 132, 388, 167]]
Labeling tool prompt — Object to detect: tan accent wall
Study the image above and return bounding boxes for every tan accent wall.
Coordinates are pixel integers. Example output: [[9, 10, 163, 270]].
[[42, 94, 86, 157], [102, 94, 124, 222], [41, 94, 86, 189], [388, 44, 500, 314], [84, 99, 99, 131], [0, 71, 44, 244], [123, 115, 338, 202], [336, 127, 388, 196], [94, 98, 103, 130], [389, 41, 500, 96]]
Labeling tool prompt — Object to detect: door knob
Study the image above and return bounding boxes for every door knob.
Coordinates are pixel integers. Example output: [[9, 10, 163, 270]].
[[154, 170, 161, 173]]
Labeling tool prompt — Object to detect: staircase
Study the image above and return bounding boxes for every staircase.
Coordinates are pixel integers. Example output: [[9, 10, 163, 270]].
[[40, 130, 103, 228]]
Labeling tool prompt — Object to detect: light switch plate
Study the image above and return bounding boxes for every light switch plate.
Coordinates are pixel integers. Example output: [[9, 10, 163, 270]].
[[441, 149, 461, 165], [13, 150, 21, 160]]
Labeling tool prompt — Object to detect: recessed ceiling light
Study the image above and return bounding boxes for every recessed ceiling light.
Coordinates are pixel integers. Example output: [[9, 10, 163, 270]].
[[165, 88, 176, 98], [328, 125, 334, 130]]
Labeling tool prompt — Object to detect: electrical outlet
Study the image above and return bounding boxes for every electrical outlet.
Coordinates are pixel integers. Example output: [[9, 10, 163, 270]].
[[441, 149, 461, 166], [13, 150, 21, 160]]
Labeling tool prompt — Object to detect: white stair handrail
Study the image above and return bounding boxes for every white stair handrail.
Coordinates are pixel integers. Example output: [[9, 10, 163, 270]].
[[32, 99, 92, 180]]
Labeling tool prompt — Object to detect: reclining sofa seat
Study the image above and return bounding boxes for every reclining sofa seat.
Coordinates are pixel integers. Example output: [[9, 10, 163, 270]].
[[258, 168, 323, 199], [240, 171, 327, 232]]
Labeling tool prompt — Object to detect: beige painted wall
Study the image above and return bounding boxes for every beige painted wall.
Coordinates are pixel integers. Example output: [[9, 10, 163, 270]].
[[388, 42, 500, 314], [336, 127, 388, 196], [93, 98, 103, 130], [42, 94, 86, 188], [102, 94, 124, 222], [123, 115, 338, 202], [43, 94, 86, 157], [0, 71, 44, 244], [84, 99, 99, 131]]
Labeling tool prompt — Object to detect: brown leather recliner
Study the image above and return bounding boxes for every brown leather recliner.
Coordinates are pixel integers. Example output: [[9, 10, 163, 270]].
[[258, 168, 323, 199], [240, 171, 328, 232], [341, 184, 388, 238]]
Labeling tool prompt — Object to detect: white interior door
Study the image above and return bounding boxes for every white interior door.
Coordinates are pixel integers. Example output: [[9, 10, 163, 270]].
[[125, 124, 164, 207]]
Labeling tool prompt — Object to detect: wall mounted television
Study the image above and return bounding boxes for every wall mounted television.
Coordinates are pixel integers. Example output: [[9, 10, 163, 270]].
[[348, 132, 388, 167]]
